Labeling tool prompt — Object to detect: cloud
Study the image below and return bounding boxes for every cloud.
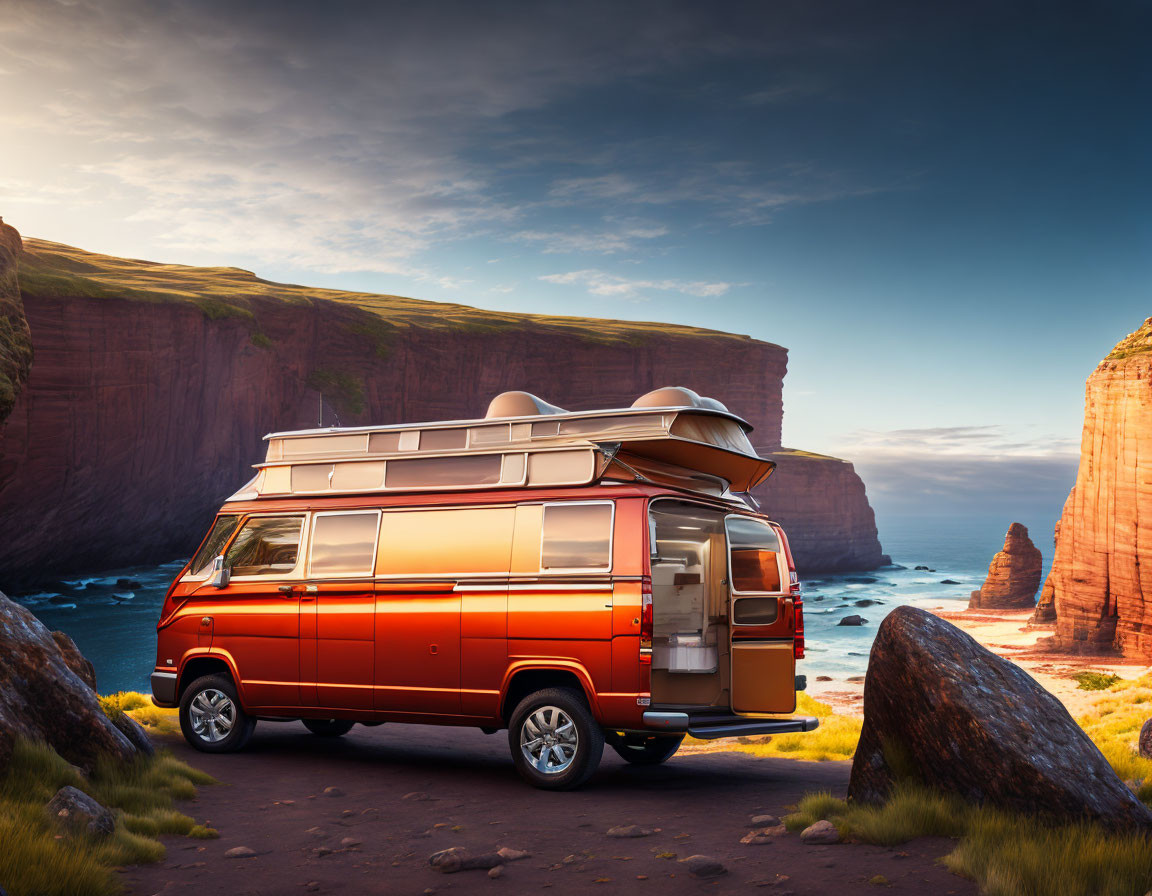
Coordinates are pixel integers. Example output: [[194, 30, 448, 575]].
[[539, 269, 733, 301], [823, 424, 1080, 523], [844, 425, 1080, 459], [512, 224, 668, 254], [0, 0, 899, 279]]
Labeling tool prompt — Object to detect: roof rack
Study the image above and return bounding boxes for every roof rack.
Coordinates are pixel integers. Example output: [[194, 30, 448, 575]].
[[229, 387, 775, 502]]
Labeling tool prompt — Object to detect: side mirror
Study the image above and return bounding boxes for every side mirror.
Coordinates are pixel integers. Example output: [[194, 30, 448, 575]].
[[208, 555, 231, 589]]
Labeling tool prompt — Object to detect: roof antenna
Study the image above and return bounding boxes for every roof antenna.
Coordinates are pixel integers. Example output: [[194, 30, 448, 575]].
[[318, 393, 323, 427]]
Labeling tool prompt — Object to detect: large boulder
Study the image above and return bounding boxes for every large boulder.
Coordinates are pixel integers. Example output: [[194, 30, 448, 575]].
[[848, 606, 1152, 830], [968, 522, 1042, 609], [51, 630, 97, 690], [0, 590, 143, 771]]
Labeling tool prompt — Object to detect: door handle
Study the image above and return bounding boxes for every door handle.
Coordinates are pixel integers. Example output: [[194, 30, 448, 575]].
[[200, 616, 213, 628], [278, 585, 294, 595]]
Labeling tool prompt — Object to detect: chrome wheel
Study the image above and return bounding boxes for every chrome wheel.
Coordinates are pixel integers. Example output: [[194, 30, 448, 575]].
[[520, 705, 578, 774], [189, 688, 236, 743]]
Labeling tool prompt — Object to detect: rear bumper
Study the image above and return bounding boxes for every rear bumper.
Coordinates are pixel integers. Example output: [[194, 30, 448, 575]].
[[150, 671, 178, 707], [642, 710, 819, 739]]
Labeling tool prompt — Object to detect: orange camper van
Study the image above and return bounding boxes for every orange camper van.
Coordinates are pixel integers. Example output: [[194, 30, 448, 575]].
[[151, 387, 816, 789]]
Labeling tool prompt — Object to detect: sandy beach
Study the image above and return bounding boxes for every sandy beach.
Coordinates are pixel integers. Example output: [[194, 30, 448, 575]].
[[808, 606, 1152, 718]]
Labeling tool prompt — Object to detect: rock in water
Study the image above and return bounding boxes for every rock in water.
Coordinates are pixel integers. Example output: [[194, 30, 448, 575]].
[[47, 785, 115, 837], [0, 591, 141, 771], [968, 523, 1042, 610], [848, 606, 1152, 830]]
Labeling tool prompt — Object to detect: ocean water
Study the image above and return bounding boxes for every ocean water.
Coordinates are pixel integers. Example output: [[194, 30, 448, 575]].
[[9, 513, 1049, 695]]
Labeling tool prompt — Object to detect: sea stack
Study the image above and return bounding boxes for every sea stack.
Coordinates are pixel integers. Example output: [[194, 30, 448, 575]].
[[1042, 317, 1152, 657], [968, 523, 1042, 610]]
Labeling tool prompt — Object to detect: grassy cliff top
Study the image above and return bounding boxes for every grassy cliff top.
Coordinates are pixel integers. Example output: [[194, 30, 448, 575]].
[[18, 237, 780, 348], [1105, 317, 1152, 362]]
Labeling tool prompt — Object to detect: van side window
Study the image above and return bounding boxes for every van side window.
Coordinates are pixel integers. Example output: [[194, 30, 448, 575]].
[[541, 503, 613, 570], [188, 514, 241, 576], [377, 507, 515, 576], [309, 512, 380, 577], [225, 516, 304, 577]]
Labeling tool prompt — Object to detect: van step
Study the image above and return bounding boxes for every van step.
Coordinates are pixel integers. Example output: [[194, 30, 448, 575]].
[[641, 711, 819, 739]]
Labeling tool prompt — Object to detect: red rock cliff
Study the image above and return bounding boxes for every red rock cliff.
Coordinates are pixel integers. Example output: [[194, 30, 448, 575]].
[[1042, 318, 1152, 657], [0, 217, 31, 420], [0, 236, 886, 583]]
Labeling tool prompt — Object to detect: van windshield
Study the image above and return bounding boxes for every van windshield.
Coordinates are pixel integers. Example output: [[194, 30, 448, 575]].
[[188, 514, 241, 577]]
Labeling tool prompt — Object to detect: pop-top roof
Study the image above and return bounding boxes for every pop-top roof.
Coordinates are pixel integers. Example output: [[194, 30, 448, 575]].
[[229, 387, 775, 502]]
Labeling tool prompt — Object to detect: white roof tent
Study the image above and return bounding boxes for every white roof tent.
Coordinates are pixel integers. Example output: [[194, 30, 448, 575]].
[[229, 387, 775, 502]]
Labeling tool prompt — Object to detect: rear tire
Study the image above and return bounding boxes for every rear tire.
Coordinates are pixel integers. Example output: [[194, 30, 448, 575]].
[[303, 719, 355, 737], [179, 674, 256, 753], [508, 687, 604, 790], [608, 733, 683, 765]]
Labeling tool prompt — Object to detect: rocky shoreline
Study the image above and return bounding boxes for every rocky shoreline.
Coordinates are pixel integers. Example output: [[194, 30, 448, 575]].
[[809, 605, 1152, 718]]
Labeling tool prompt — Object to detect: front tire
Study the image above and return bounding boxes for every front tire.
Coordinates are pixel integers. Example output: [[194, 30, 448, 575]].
[[179, 674, 256, 753], [303, 719, 355, 737], [508, 687, 604, 790], [608, 733, 683, 765]]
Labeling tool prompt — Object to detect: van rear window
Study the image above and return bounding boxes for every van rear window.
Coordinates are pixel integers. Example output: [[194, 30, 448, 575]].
[[541, 503, 613, 570]]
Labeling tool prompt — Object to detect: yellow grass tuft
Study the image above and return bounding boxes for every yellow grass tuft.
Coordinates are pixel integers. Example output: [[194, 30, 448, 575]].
[[0, 734, 215, 896], [787, 783, 1152, 896]]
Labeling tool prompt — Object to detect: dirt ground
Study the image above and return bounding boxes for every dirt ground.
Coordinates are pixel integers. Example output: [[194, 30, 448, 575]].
[[124, 723, 976, 896]]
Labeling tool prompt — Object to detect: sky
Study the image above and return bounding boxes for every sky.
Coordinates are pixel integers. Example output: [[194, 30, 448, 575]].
[[1, 0, 1149, 543]]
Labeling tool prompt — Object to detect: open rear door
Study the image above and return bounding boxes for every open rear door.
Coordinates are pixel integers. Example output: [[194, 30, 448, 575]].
[[725, 516, 797, 715]]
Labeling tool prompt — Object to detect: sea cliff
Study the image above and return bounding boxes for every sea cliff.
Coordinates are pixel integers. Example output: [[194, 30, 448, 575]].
[[1039, 317, 1152, 658], [0, 232, 885, 583]]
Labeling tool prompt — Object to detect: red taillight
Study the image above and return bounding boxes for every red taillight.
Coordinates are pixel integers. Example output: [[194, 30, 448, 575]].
[[640, 577, 653, 663], [790, 569, 804, 659]]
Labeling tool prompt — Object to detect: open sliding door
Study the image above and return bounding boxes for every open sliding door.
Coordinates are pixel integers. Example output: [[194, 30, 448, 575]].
[[725, 516, 796, 715]]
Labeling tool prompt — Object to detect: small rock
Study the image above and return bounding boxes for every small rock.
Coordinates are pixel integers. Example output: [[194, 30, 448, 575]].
[[606, 824, 653, 838], [340, 837, 361, 849], [854, 600, 879, 607], [322, 786, 344, 798], [749, 814, 779, 826], [403, 791, 433, 801], [496, 847, 531, 861], [116, 577, 143, 589], [488, 865, 504, 879], [1139, 719, 1152, 759], [838, 615, 868, 627], [314, 846, 333, 857], [46, 786, 115, 838], [562, 854, 579, 865], [741, 824, 787, 844], [678, 855, 727, 878], [940, 579, 961, 585], [799, 820, 841, 844], [815, 675, 833, 681], [224, 846, 257, 858], [340, 809, 354, 817]]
